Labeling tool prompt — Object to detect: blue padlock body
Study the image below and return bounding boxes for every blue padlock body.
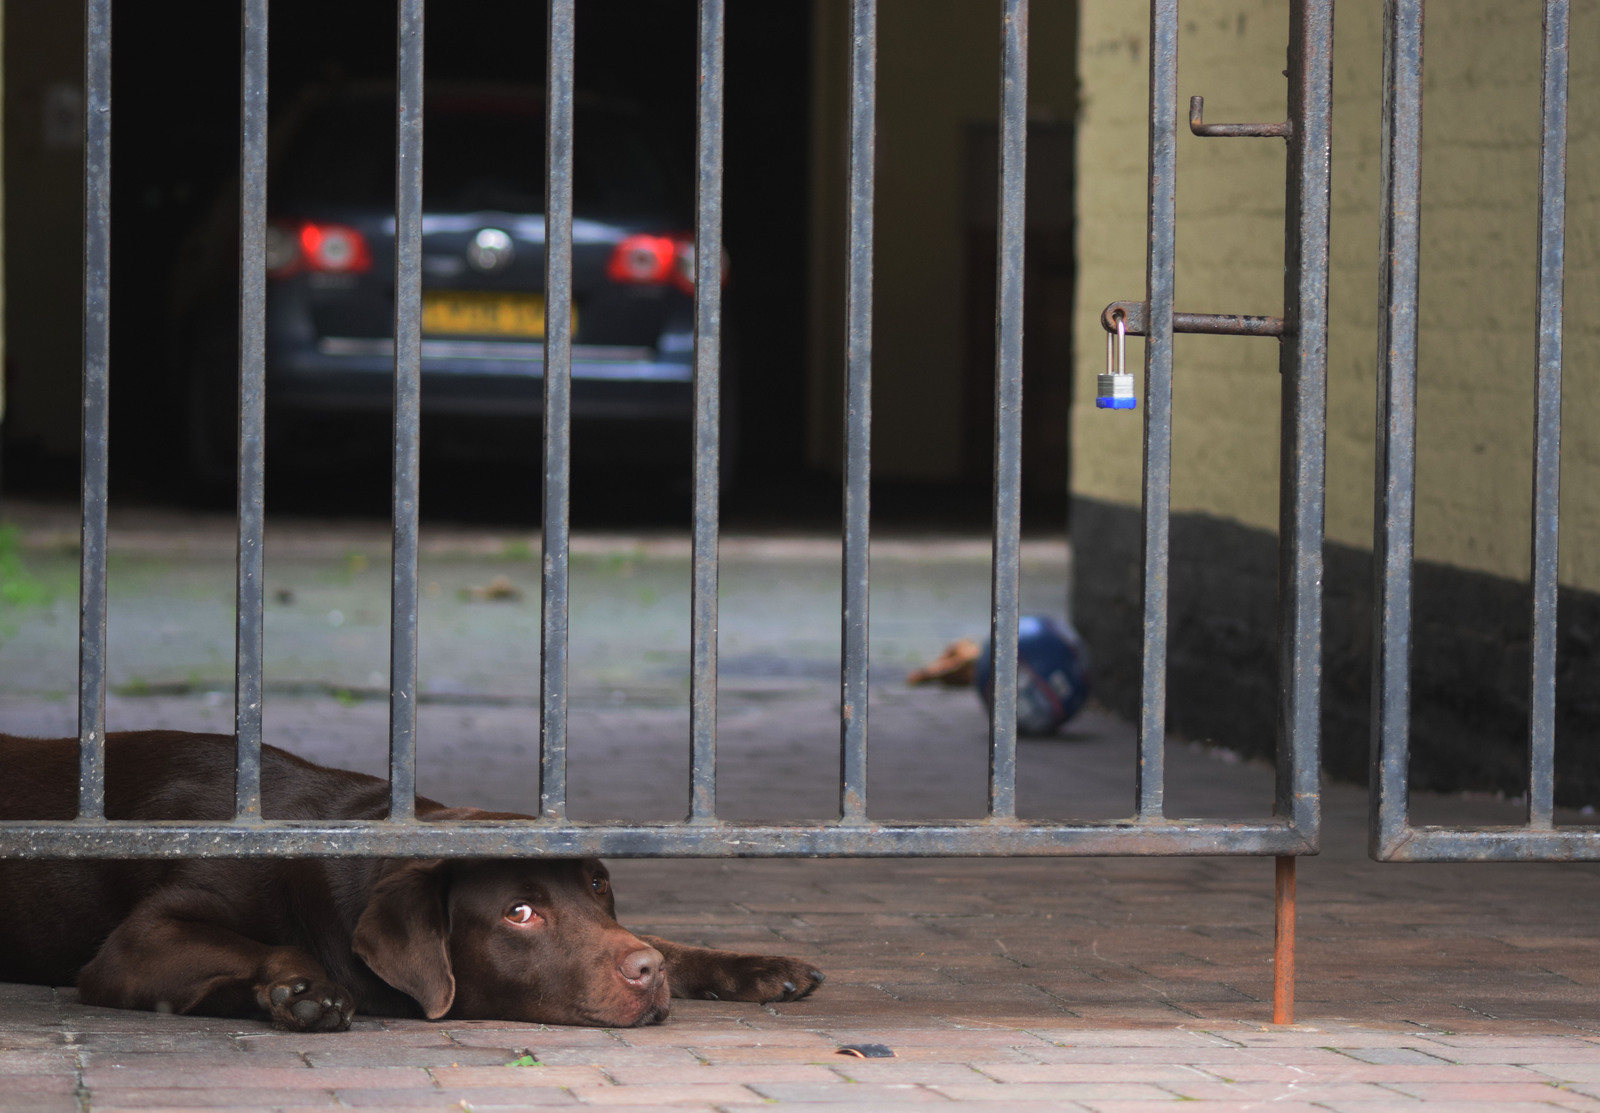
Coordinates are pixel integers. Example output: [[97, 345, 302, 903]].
[[1095, 396, 1137, 410]]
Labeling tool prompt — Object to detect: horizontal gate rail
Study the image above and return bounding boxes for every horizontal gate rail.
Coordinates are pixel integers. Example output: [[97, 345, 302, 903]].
[[1368, 0, 1590, 862], [0, 820, 1310, 860], [2, 0, 1334, 864]]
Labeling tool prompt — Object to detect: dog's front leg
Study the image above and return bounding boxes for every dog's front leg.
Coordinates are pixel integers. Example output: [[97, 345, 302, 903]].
[[638, 935, 824, 1004], [77, 888, 356, 1031]]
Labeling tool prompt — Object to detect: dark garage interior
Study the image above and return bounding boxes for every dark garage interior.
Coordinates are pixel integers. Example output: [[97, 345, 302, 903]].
[[3, 0, 1075, 531]]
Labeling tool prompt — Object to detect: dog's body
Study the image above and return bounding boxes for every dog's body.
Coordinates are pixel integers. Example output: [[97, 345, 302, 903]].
[[0, 731, 822, 1030]]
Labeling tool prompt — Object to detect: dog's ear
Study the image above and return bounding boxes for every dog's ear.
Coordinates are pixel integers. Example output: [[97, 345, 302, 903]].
[[353, 860, 456, 1019]]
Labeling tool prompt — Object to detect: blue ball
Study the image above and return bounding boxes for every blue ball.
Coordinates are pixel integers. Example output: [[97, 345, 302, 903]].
[[975, 615, 1091, 735]]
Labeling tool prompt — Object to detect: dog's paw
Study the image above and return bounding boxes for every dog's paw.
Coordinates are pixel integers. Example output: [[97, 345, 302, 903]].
[[718, 954, 826, 1005], [257, 977, 355, 1032]]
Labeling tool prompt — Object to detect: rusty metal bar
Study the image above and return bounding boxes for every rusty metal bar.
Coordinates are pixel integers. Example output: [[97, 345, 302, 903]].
[[234, 0, 269, 821], [78, 0, 113, 822], [1368, 0, 1425, 860], [0, 818, 1315, 859], [1273, 855, 1296, 1024], [1527, 0, 1569, 832], [1276, 0, 1332, 842], [986, 0, 1027, 821], [1135, 0, 1178, 821], [1101, 301, 1284, 339], [1375, 824, 1600, 862], [388, 0, 424, 824], [839, 0, 876, 824], [540, 0, 577, 823], [1189, 95, 1290, 139], [688, 0, 725, 825]]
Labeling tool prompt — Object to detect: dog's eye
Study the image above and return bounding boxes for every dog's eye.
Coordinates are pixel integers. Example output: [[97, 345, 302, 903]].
[[591, 876, 610, 895], [505, 903, 541, 926]]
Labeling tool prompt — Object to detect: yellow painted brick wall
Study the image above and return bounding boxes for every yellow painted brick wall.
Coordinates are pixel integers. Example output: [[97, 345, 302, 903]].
[[807, 0, 1079, 480], [1074, 0, 1600, 591]]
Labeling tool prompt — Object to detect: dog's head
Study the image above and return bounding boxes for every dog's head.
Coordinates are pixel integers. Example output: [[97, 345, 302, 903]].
[[352, 855, 670, 1027]]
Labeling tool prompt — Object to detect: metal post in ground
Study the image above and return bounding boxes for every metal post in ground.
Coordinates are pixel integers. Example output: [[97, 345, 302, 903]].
[[1274, 855, 1296, 1024]]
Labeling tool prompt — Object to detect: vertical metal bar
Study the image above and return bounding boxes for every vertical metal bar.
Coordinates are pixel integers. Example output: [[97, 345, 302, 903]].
[[1275, 0, 1333, 839], [1370, 0, 1424, 857], [388, 0, 424, 823], [1527, 0, 1568, 831], [839, 0, 875, 824], [234, 0, 269, 821], [1136, 0, 1178, 820], [541, 0, 576, 822], [987, 0, 1027, 821], [1273, 855, 1296, 1024], [78, 0, 113, 821], [689, 0, 725, 824]]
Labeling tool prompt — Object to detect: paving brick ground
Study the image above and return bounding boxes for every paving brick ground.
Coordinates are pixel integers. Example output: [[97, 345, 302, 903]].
[[1, 503, 1598, 1110]]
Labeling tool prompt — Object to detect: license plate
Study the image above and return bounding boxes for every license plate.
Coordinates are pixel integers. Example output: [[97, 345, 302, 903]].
[[421, 291, 572, 338]]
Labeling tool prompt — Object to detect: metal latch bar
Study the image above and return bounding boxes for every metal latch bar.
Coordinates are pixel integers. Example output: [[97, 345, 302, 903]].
[[1100, 300, 1284, 339]]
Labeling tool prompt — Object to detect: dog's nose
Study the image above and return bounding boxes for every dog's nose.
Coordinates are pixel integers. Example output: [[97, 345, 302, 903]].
[[619, 945, 664, 988]]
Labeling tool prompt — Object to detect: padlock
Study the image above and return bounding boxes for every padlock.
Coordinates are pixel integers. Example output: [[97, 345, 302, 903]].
[[1096, 312, 1136, 410]]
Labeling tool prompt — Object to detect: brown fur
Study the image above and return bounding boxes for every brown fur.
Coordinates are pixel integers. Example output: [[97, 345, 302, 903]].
[[0, 731, 822, 1030]]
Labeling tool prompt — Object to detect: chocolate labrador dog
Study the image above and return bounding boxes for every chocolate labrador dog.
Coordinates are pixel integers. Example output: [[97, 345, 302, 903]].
[[0, 731, 823, 1030]]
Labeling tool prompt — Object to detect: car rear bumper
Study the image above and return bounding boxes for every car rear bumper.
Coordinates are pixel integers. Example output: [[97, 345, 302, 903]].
[[271, 338, 694, 420]]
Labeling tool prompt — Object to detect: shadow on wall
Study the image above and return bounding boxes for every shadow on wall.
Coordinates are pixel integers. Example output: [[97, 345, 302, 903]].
[[1072, 497, 1600, 807]]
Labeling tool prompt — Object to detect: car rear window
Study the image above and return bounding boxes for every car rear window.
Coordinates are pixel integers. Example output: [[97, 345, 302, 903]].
[[274, 94, 685, 219]]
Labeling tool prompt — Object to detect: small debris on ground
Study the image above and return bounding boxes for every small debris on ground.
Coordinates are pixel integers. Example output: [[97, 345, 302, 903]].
[[462, 574, 524, 602], [906, 638, 979, 687], [837, 1043, 896, 1059]]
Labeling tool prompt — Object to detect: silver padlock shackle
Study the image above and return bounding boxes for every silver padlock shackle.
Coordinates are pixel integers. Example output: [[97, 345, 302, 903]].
[[1105, 308, 1127, 376]]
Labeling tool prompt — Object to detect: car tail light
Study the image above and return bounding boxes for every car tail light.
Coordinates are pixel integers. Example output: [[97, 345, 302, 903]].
[[607, 234, 678, 285], [266, 220, 373, 277], [607, 234, 727, 294], [300, 223, 371, 273]]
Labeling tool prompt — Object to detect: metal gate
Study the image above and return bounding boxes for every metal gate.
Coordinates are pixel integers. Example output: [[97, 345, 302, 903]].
[[0, 0, 1335, 1022], [1368, 0, 1591, 862]]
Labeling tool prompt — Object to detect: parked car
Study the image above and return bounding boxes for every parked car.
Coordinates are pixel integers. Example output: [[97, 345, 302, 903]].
[[173, 82, 731, 496]]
